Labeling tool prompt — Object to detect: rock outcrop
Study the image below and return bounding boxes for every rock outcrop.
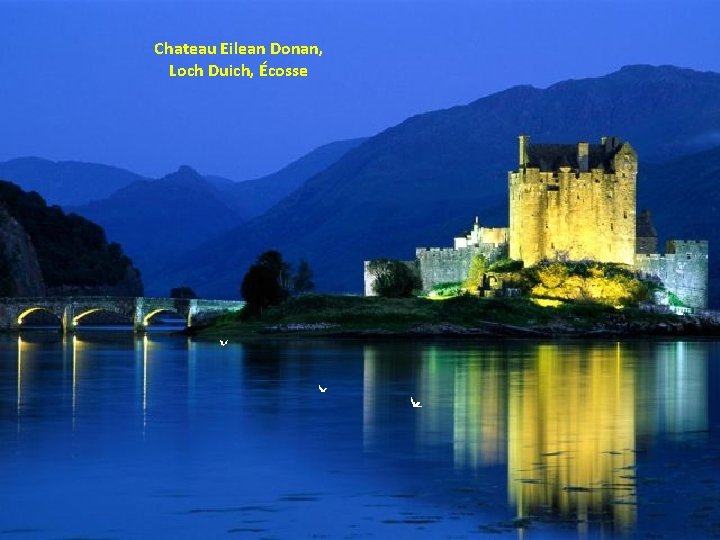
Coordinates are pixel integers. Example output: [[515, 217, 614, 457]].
[[0, 202, 45, 296]]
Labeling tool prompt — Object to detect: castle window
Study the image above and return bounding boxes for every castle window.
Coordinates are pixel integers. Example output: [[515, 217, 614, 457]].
[[687, 254, 692, 260], [624, 211, 627, 219]]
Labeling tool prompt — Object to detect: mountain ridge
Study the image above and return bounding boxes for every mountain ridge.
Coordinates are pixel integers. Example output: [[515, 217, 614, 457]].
[[156, 65, 720, 306]]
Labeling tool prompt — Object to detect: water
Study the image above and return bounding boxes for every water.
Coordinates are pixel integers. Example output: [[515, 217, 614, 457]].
[[1, 334, 719, 539]]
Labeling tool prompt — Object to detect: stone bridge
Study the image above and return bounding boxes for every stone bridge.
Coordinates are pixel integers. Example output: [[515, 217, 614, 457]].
[[0, 296, 246, 332]]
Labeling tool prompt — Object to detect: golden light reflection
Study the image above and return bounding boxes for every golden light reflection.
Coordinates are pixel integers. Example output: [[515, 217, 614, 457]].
[[71, 335, 84, 429], [16, 336, 23, 424], [507, 344, 636, 532], [142, 334, 152, 434], [358, 339, 708, 533]]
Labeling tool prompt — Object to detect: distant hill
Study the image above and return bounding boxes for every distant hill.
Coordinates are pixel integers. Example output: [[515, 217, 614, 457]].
[[157, 65, 720, 305], [0, 180, 142, 295], [68, 139, 364, 294], [69, 166, 241, 289], [0, 157, 148, 206], [214, 138, 366, 220]]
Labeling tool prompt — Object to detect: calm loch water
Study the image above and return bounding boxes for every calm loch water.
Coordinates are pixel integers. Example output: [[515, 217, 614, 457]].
[[1, 334, 719, 539]]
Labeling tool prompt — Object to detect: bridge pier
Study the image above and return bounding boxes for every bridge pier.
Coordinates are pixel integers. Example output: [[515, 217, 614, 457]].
[[134, 298, 146, 333], [62, 305, 75, 334]]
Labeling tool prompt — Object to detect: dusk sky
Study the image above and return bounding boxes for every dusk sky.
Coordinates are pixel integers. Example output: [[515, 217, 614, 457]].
[[2, 0, 720, 180]]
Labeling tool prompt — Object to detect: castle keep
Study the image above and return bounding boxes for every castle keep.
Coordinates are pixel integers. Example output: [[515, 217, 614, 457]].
[[364, 135, 709, 310], [509, 136, 636, 266]]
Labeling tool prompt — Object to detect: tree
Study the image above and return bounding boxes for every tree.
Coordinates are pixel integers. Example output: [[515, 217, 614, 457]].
[[464, 254, 487, 292], [241, 264, 285, 315], [256, 250, 293, 291], [240, 250, 294, 315], [367, 259, 421, 298], [170, 286, 197, 299], [293, 259, 314, 295]]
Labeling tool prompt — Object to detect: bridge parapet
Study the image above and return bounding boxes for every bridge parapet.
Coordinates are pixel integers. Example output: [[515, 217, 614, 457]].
[[0, 296, 246, 332]]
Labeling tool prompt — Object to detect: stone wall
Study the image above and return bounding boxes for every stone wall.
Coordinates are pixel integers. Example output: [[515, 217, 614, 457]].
[[635, 240, 709, 309], [415, 244, 507, 292]]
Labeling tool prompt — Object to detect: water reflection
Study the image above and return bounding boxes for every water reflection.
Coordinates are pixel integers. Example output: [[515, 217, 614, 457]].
[[6, 335, 713, 538], [362, 340, 709, 533], [507, 344, 636, 533]]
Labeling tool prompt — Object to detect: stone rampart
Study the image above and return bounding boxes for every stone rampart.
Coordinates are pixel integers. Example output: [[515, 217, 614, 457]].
[[635, 240, 709, 309], [416, 244, 507, 292]]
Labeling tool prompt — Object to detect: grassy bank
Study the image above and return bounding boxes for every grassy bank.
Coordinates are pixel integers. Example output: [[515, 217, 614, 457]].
[[192, 294, 697, 338]]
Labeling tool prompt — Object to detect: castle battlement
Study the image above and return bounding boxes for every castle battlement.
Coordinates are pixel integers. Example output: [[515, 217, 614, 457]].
[[635, 240, 709, 309], [416, 247, 456, 254], [667, 240, 709, 252]]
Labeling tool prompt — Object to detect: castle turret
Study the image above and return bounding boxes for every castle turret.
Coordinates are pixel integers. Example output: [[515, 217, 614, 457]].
[[519, 134, 530, 167]]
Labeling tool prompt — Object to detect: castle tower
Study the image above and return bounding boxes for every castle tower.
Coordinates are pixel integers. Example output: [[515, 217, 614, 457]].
[[509, 135, 637, 266], [636, 209, 658, 255]]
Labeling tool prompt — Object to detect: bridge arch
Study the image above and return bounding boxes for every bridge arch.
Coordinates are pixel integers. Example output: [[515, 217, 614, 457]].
[[142, 308, 185, 327], [17, 307, 63, 326], [0, 297, 245, 332], [72, 308, 104, 325], [72, 308, 134, 326]]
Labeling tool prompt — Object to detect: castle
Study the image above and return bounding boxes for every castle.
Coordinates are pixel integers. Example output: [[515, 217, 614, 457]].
[[364, 135, 709, 310]]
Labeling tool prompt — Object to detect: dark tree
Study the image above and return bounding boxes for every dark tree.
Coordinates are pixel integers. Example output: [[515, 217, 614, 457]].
[[241, 250, 303, 314], [256, 250, 293, 291], [367, 259, 421, 298], [292, 259, 314, 295], [170, 286, 198, 299]]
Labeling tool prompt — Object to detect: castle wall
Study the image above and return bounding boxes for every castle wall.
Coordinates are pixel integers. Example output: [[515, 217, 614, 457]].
[[634, 240, 709, 309], [509, 144, 636, 267], [480, 227, 509, 246], [416, 244, 507, 292], [454, 225, 508, 249]]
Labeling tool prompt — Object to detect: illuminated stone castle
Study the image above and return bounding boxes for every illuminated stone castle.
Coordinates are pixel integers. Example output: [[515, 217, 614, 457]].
[[510, 136, 636, 266], [364, 135, 709, 309]]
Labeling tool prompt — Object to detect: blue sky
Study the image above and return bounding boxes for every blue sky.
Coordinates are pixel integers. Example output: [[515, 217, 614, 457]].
[[2, 0, 720, 180]]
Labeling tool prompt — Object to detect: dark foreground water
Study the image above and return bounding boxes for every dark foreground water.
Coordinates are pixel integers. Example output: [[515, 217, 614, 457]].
[[1, 334, 719, 540]]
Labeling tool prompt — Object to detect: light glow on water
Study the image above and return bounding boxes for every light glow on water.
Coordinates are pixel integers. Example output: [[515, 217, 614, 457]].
[[0, 335, 718, 539]]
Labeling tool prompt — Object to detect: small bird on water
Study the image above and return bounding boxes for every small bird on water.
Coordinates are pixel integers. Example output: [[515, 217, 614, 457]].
[[220, 339, 228, 346], [319, 385, 327, 392], [411, 397, 422, 408]]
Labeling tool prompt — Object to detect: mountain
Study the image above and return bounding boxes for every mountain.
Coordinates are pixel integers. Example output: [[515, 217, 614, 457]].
[[0, 157, 148, 206], [0, 180, 142, 295], [68, 139, 364, 295], [69, 166, 241, 292], [158, 65, 720, 304], [214, 138, 366, 220], [0, 202, 45, 296]]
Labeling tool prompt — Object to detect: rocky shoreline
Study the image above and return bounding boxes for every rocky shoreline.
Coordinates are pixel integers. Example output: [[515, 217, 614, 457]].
[[255, 317, 720, 339]]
